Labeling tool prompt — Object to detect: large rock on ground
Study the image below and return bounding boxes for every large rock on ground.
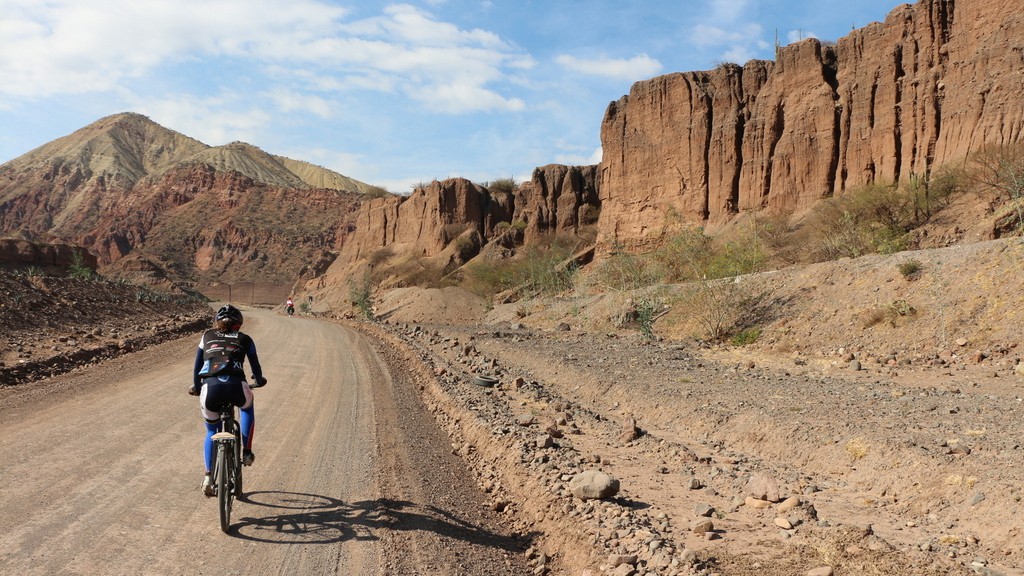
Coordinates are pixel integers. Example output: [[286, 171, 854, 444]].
[[746, 472, 781, 502], [568, 470, 620, 500]]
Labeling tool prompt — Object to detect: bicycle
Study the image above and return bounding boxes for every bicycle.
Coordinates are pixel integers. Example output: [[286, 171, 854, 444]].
[[202, 378, 264, 533]]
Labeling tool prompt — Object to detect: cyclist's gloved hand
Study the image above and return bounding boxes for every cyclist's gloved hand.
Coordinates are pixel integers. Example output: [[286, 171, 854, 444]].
[[187, 384, 199, 396], [252, 376, 268, 388]]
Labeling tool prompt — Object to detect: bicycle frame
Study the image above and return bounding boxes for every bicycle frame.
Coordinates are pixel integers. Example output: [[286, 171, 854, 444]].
[[210, 406, 243, 533]]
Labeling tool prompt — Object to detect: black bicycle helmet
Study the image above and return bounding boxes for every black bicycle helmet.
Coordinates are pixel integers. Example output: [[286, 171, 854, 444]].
[[215, 304, 243, 325]]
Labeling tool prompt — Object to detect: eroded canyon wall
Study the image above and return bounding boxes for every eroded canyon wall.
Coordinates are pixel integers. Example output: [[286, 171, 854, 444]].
[[598, 0, 1024, 249], [337, 167, 600, 264]]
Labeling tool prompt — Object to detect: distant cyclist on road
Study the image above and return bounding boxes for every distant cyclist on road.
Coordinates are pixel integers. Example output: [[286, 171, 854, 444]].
[[188, 304, 267, 496], [285, 296, 294, 316]]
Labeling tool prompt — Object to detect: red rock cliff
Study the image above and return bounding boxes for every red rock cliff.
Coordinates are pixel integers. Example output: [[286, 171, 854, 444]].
[[598, 0, 1024, 249], [339, 168, 600, 263], [514, 164, 600, 242]]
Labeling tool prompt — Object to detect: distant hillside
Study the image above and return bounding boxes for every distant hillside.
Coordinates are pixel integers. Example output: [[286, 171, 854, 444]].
[[0, 112, 373, 285], [275, 156, 382, 195]]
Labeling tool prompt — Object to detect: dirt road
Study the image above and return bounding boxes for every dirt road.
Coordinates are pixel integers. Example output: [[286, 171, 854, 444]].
[[0, 309, 530, 575]]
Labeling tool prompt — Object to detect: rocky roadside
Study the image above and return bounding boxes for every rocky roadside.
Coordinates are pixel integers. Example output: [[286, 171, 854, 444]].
[[0, 313, 208, 385], [356, 317, 1023, 576], [360, 320, 688, 575], [0, 272, 210, 385]]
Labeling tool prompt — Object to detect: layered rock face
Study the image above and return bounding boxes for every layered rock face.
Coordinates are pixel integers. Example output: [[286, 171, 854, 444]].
[[309, 167, 598, 303], [339, 178, 491, 262], [514, 164, 601, 242], [121, 164, 362, 283], [599, 0, 1024, 249], [0, 239, 97, 270], [338, 166, 600, 263]]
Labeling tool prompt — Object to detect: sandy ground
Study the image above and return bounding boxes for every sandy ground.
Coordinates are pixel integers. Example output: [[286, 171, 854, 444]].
[[0, 308, 531, 576], [357, 238, 1024, 576], [362, 319, 1013, 575]]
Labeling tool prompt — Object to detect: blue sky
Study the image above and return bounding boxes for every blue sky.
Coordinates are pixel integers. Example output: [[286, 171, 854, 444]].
[[0, 0, 902, 192]]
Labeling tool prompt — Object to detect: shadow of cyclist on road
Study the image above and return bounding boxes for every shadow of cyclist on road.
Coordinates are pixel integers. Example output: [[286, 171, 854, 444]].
[[232, 490, 535, 553]]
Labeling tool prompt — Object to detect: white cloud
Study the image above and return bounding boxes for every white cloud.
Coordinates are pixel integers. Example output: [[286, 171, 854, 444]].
[[689, 21, 766, 65], [0, 0, 346, 99], [553, 146, 602, 167], [691, 23, 764, 49], [787, 29, 820, 43], [131, 93, 271, 146], [0, 0, 529, 115], [358, 4, 508, 49], [720, 46, 755, 65], [413, 82, 525, 113], [267, 89, 334, 119], [708, 0, 751, 23], [555, 54, 663, 81]]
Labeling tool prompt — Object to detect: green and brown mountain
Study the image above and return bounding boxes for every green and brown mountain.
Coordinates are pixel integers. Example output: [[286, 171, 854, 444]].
[[0, 112, 374, 286]]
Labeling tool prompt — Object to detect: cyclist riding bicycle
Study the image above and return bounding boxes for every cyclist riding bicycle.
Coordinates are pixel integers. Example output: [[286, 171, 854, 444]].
[[188, 304, 268, 496], [285, 296, 294, 316]]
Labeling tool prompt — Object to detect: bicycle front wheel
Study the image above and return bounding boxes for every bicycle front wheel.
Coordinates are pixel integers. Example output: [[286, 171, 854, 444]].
[[232, 422, 243, 497], [217, 443, 232, 533], [233, 450, 243, 497]]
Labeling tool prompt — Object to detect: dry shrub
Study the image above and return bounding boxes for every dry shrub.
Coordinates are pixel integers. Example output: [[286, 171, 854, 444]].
[[944, 474, 978, 488], [897, 259, 922, 279], [751, 212, 802, 265], [673, 277, 755, 341], [462, 233, 581, 299], [485, 177, 517, 195], [363, 185, 391, 198], [845, 437, 869, 460], [586, 251, 662, 292], [804, 525, 950, 576], [968, 142, 1024, 200], [378, 257, 447, 288], [442, 222, 473, 244], [796, 165, 978, 263], [860, 307, 887, 328], [403, 264, 447, 287], [348, 270, 374, 318], [452, 234, 477, 255], [653, 222, 769, 283], [805, 184, 916, 260], [652, 227, 709, 282], [968, 142, 1024, 231], [462, 259, 518, 297], [859, 300, 917, 329], [886, 299, 916, 324], [367, 246, 394, 269]]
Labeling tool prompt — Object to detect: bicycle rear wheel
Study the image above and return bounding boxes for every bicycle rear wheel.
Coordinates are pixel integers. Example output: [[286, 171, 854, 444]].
[[217, 443, 232, 533]]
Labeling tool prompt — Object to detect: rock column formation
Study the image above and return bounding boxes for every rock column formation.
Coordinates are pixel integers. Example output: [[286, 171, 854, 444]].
[[514, 164, 601, 242], [338, 168, 600, 263]]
